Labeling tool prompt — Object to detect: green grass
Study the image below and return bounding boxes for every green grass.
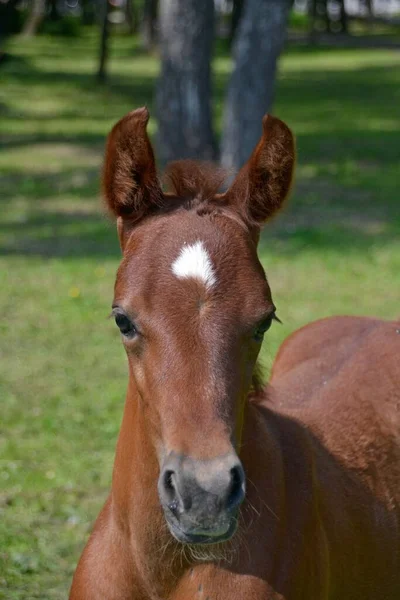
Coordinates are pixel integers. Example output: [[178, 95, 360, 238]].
[[1, 30, 399, 599]]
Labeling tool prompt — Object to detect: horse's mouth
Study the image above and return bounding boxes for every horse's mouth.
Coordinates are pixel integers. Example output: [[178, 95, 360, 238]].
[[166, 515, 238, 545]]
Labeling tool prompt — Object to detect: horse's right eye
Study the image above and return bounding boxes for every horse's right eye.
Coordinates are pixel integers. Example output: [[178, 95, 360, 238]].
[[114, 313, 137, 338]]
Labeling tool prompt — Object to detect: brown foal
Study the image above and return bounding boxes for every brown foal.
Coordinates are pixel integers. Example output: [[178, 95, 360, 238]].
[[69, 108, 400, 600]]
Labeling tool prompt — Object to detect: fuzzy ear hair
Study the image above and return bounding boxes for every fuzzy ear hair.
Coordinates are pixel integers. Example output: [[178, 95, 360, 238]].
[[223, 115, 295, 226], [102, 107, 163, 223]]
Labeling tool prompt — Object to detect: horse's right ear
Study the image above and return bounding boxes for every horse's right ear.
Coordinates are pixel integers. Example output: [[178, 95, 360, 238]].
[[103, 107, 163, 248]]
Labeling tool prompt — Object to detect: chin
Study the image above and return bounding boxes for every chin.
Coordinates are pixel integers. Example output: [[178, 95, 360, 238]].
[[166, 516, 238, 546]]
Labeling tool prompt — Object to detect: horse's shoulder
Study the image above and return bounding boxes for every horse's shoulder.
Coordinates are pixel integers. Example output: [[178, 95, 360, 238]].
[[263, 316, 400, 509]]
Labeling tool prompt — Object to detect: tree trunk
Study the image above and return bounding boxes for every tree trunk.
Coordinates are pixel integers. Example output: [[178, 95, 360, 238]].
[[97, 0, 110, 82], [220, 0, 291, 171], [308, 0, 331, 37], [125, 0, 138, 35], [324, 0, 332, 33], [49, 0, 59, 21], [22, 0, 47, 36], [362, 0, 373, 18], [0, 0, 20, 52], [156, 0, 216, 165], [229, 0, 244, 45], [140, 0, 158, 50], [82, 0, 97, 26], [308, 0, 318, 42], [338, 0, 348, 33]]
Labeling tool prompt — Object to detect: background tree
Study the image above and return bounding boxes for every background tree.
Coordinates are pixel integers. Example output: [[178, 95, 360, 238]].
[[309, 0, 328, 35], [220, 0, 291, 170], [140, 0, 158, 50], [362, 0, 374, 20], [48, 0, 60, 22], [156, 0, 216, 164], [125, 0, 138, 35], [82, 0, 98, 26], [309, 0, 348, 36], [98, 0, 110, 82], [22, 0, 46, 36], [338, 0, 348, 34], [229, 0, 244, 44], [0, 0, 20, 53]]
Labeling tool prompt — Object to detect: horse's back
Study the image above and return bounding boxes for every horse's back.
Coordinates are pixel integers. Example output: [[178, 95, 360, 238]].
[[269, 314, 400, 508], [270, 315, 400, 414]]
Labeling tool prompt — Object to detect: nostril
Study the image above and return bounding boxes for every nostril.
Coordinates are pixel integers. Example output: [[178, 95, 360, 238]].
[[163, 470, 175, 493], [163, 473, 178, 514], [227, 465, 245, 510], [161, 469, 185, 515]]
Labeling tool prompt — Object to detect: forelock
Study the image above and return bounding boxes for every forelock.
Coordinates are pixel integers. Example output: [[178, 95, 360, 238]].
[[163, 160, 229, 202]]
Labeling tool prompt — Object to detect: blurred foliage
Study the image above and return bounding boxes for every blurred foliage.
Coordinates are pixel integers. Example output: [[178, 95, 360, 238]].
[[40, 15, 83, 37], [0, 24, 399, 600], [1, 0, 400, 45]]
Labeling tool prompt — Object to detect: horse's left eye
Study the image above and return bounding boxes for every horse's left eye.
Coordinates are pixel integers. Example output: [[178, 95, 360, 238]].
[[253, 315, 274, 342], [114, 313, 137, 338]]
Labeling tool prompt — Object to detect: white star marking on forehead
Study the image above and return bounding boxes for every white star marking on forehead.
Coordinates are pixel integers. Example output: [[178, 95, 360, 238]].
[[171, 241, 217, 289]]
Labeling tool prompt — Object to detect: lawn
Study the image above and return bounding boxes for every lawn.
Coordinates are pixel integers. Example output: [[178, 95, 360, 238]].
[[1, 31, 399, 599]]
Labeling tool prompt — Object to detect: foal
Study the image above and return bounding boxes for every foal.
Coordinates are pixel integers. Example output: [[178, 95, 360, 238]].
[[70, 108, 400, 599]]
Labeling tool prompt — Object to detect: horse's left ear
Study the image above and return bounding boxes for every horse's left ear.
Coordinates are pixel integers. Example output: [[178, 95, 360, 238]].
[[223, 115, 295, 227], [102, 107, 164, 250]]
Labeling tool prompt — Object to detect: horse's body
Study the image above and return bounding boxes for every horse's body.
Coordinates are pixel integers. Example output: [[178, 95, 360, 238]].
[[70, 109, 400, 600]]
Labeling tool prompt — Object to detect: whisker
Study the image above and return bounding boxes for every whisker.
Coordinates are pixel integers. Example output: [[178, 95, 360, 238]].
[[247, 477, 280, 522]]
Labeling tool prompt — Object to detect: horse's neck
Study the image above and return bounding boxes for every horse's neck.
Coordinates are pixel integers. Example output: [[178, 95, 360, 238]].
[[112, 379, 160, 524], [111, 381, 187, 595]]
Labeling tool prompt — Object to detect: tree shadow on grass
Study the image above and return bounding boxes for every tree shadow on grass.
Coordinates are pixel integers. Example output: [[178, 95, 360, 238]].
[[1, 45, 399, 259], [1, 167, 101, 202], [0, 187, 398, 259], [0, 145, 398, 259], [0, 209, 121, 258]]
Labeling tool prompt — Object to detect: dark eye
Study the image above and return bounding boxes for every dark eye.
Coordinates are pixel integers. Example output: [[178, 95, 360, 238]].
[[114, 313, 137, 338], [253, 314, 276, 342]]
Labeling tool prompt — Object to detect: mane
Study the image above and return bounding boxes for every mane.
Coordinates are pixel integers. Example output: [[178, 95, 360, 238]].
[[249, 361, 266, 400], [163, 160, 229, 202]]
